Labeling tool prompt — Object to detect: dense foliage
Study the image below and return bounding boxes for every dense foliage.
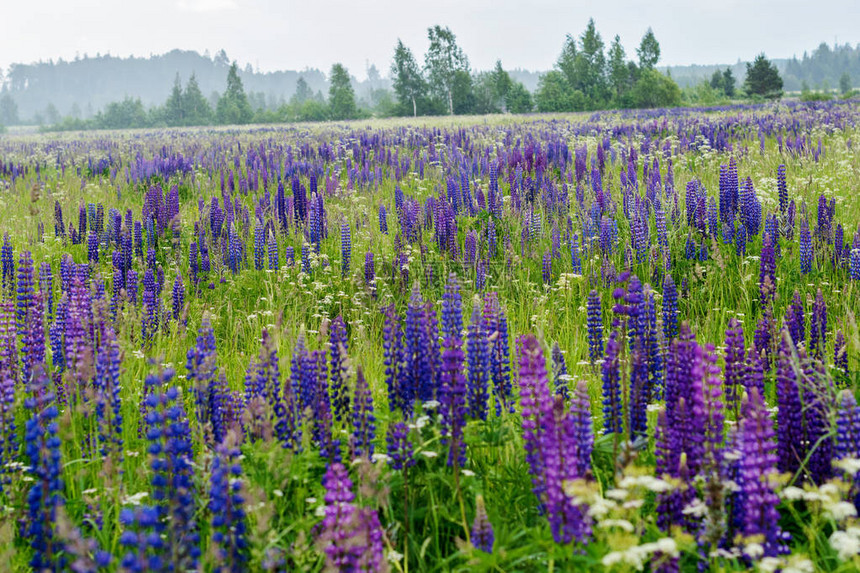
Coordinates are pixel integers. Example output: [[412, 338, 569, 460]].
[[0, 100, 859, 571]]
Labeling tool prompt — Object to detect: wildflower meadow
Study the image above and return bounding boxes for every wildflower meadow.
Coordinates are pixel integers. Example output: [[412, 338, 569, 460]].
[[1, 101, 860, 571]]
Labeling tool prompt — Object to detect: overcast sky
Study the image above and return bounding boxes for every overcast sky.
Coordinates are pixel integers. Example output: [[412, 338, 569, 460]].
[[3, 0, 859, 79]]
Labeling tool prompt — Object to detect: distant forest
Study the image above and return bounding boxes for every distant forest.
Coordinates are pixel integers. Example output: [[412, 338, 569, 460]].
[[0, 37, 857, 128], [665, 42, 860, 91]]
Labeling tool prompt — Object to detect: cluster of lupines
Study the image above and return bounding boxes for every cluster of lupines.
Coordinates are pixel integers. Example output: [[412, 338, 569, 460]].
[[0, 105, 857, 570], [518, 335, 592, 543], [315, 463, 386, 571]]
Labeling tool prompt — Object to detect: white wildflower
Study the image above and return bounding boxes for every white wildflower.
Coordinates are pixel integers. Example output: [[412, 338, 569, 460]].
[[830, 530, 860, 560], [598, 519, 634, 532]]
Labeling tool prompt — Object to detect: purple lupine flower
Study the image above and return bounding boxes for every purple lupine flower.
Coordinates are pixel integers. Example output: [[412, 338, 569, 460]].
[[440, 336, 468, 468], [316, 463, 386, 571], [799, 218, 812, 274], [586, 290, 603, 366], [261, 329, 299, 450], [835, 330, 849, 378], [141, 269, 158, 345], [119, 505, 164, 571], [267, 230, 279, 271], [655, 410, 695, 534], [284, 245, 294, 268], [519, 335, 590, 543], [441, 273, 463, 341], [0, 323, 16, 469], [471, 496, 494, 554], [312, 349, 339, 462], [765, 213, 781, 259], [382, 306, 405, 414], [475, 259, 487, 290], [378, 204, 388, 234], [466, 303, 490, 421], [759, 234, 777, 305], [38, 262, 53, 322], [253, 222, 265, 271], [301, 243, 310, 274], [724, 319, 745, 417], [187, 317, 225, 444], [340, 222, 351, 277], [644, 287, 663, 400], [227, 224, 242, 273], [1, 234, 14, 294], [777, 164, 788, 218], [662, 275, 678, 342], [851, 248, 860, 280], [601, 331, 622, 435], [483, 293, 513, 416], [209, 437, 249, 572], [94, 325, 123, 458], [351, 367, 375, 460], [292, 331, 314, 419], [738, 388, 789, 558], [171, 274, 184, 322], [776, 336, 804, 476], [551, 342, 569, 398], [745, 343, 766, 400], [24, 370, 64, 571], [734, 221, 747, 257], [684, 234, 696, 260], [570, 233, 582, 274], [787, 290, 805, 346], [519, 335, 550, 499], [386, 421, 414, 471], [835, 390, 860, 511], [142, 368, 200, 570], [803, 354, 832, 484], [570, 380, 593, 478], [126, 269, 138, 306], [364, 252, 374, 289], [16, 250, 34, 343]]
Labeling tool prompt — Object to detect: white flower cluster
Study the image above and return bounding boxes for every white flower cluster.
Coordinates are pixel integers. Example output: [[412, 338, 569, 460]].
[[601, 538, 678, 570], [831, 527, 860, 561]]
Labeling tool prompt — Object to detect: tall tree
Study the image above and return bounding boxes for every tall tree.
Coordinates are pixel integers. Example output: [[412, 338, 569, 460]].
[[607, 35, 631, 100], [637, 28, 661, 70], [183, 73, 212, 125], [840, 72, 851, 94], [574, 19, 608, 107], [710, 69, 725, 92], [391, 40, 427, 117], [292, 77, 313, 105], [328, 63, 357, 120], [490, 60, 513, 111], [557, 34, 578, 87], [535, 70, 582, 112], [722, 68, 736, 97], [506, 82, 533, 113], [424, 25, 469, 115], [164, 73, 185, 126], [216, 62, 253, 124], [744, 53, 783, 99]]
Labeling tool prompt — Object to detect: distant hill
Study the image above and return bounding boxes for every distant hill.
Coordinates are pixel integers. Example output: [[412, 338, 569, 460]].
[[0, 49, 389, 123]]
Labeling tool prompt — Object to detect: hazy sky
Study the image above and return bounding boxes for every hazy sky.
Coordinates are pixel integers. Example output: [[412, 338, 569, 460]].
[[3, 0, 859, 79]]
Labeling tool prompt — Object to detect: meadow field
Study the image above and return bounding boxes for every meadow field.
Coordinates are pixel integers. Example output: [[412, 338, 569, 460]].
[[1, 101, 860, 571]]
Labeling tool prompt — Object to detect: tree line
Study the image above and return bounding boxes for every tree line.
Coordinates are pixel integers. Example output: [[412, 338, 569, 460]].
[[1, 19, 835, 131]]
